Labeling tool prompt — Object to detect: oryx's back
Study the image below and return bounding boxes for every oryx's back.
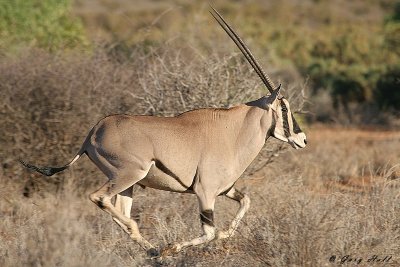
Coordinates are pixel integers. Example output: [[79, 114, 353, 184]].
[[85, 105, 259, 190], [89, 106, 250, 157]]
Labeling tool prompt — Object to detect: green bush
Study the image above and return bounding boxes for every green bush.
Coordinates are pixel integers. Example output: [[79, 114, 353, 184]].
[[0, 0, 87, 51], [223, 1, 399, 121], [375, 65, 400, 110]]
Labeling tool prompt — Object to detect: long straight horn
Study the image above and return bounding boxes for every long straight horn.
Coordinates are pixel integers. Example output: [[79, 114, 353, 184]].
[[210, 6, 276, 93]]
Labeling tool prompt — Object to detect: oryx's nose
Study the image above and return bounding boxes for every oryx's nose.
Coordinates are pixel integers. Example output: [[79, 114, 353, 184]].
[[304, 139, 307, 145]]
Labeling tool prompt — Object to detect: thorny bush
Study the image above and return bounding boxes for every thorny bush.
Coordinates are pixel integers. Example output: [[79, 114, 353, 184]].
[[0, 44, 306, 196]]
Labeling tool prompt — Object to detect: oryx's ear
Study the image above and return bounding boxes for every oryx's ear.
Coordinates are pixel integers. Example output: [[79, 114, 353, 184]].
[[265, 84, 281, 109]]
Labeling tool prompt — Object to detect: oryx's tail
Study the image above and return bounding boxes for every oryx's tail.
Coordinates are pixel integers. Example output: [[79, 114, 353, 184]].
[[20, 146, 86, 177]]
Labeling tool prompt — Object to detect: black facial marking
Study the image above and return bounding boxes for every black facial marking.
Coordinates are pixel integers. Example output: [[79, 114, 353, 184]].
[[200, 210, 214, 227], [280, 100, 290, 137], [291, 113, 302, 134], [268, 110, 277, 137]]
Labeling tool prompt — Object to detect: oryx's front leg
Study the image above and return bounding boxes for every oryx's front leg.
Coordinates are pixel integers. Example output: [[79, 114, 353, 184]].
[[161, 192, 216, 255], [217, 187, 250, 240]]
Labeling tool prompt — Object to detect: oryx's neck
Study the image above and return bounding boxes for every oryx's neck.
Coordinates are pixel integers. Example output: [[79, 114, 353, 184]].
[[224, 104, 273, 174]]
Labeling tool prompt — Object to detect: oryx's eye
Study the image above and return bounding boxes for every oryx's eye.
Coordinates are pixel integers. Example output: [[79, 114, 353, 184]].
[[281, 105, 287, 112]]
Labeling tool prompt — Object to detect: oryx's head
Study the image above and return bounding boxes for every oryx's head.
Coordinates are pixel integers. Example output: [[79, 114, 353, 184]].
[[210, 6, 307, 149], [264, 85, 307, 149]]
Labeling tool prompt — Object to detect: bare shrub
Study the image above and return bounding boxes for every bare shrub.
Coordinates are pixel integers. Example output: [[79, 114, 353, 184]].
[[0, 39, 309, 267], [1, 42, 305, 195]]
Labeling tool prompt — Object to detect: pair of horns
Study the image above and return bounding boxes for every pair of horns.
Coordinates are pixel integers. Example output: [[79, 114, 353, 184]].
[[210, 6, 277, 94]]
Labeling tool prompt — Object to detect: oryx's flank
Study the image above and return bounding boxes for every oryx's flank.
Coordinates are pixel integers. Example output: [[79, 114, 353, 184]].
[[21, 7, 307, 256]]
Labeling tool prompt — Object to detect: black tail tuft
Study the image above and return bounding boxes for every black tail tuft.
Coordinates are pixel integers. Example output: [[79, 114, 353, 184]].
[[19, 160, 69, 176]]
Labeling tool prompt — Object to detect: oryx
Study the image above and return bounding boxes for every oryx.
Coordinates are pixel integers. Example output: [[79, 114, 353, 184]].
[[21, 7, 307, 256]]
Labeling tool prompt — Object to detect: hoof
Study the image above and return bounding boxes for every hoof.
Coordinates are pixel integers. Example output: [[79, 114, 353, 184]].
[[161, 244, 181, 256], [146, 248, 160, 257]]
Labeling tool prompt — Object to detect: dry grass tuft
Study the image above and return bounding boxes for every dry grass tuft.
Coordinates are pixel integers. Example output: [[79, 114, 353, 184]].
[[1, 41, 399, 266], [1, 125, 400, 266], [1, 43, 304, 195]]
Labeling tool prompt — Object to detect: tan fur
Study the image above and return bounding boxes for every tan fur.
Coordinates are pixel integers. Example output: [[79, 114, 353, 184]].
[[86, 105, 270, 195]]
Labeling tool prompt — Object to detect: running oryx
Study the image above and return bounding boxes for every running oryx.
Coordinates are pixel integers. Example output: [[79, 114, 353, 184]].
[[21, 7, 307, 256]]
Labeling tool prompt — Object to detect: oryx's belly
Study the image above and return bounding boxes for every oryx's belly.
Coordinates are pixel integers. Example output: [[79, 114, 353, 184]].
[[138, 165, 191, 193]]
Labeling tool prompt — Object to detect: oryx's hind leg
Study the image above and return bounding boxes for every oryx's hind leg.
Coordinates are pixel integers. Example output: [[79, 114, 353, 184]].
[[113, 186, 133, 233], [161, 190, 216, 255], [216, 187, 250, 240], [89, 172, 156, 254]]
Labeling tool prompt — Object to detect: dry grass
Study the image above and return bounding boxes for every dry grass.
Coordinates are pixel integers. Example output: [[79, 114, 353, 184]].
[[1, 37, 399, 267], [0, 42, 300, 194], [1, 126, 400, 266]]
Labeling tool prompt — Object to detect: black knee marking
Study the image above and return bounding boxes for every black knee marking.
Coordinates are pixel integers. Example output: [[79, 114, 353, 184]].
[[97, 197, 106, 209], [233, 190, 245, 201], [200, 210, 214, 227], [91, 195, 106, 209]]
